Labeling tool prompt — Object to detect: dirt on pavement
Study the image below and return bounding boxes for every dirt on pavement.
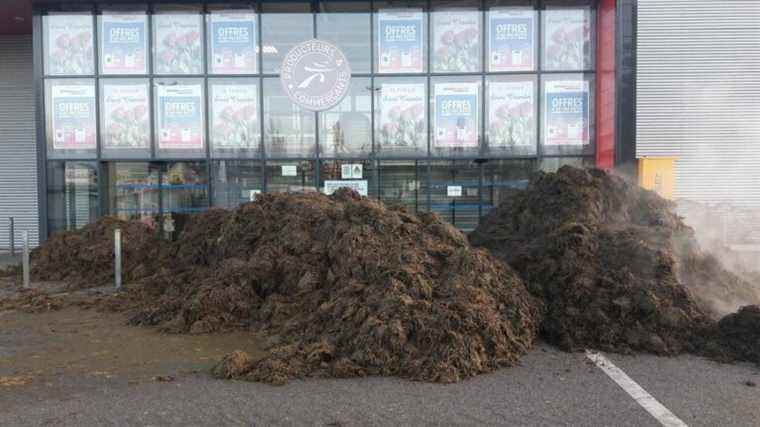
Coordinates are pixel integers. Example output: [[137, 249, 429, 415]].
[[0, 306, 263, 395]]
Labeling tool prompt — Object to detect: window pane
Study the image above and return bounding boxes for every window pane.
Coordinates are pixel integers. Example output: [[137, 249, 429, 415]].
[[262, 6, 313, 74], [207, 10, 258, 75], [542, 7, 594, 71], [263, 78, 316, 158], [432, 9, 482, 73], [487, 8, 537, 72], [153, 13, 204, 75], [45, 79, 97, 159], [44, 14, 94, 76], [161, 162, 209, 216], [317, 11, 371, 73], [378, 160, 424, 212], [319, 159, 376, 198], [374, 76, 427, 157], [100, 78, 151, 159], [106, 162, 160, 221], [47, 161, 99, 235], [538, 156, 594, 172], [154, 79, 206, 159], [212, 160, 263, 208], [319, 77, 371, 158], [265, 160, 317, 193], [428, 160, 482, 232], [99, 13, 148, 75], [209, 78, 261, 158], [482, 159, 534, 217], [541, 74, 595, 156], [486, 75, 537, 156], [431, 76, 482, 157], [376, 8, 426, 73]]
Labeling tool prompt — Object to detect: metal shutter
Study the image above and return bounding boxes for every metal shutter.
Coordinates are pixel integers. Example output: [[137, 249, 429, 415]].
[[636, 0, 760, 208], [0, 35, 39, 249]]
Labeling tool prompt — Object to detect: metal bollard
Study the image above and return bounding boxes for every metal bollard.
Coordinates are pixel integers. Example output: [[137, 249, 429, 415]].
[[9, 217, 15, 256], [22, 231, 30, 289], [114, 229, 122, 290]]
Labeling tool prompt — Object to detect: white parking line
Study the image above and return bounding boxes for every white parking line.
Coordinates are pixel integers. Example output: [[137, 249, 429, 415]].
[[586, 350, 688, 427]]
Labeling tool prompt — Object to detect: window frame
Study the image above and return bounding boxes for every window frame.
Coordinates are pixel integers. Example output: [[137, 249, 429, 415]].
[[35, 0, 599, 238]]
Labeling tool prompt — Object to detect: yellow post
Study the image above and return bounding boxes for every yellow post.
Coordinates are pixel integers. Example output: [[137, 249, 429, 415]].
[[638, 157, 677, 199]]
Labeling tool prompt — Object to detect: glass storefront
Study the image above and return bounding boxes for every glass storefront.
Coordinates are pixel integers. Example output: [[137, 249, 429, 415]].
[[38, 0, 598, 235]]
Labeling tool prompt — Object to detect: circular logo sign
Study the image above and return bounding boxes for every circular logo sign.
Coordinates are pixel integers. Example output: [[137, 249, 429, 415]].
[[280, 39, 352, 112]]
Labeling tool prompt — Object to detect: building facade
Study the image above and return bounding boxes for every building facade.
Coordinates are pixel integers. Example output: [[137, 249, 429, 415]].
[[3, 0, 624, 247]]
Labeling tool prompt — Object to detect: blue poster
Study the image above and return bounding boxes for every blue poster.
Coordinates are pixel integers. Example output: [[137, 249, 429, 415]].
[[434, 82, 479, 148], [157, 84, 204, 150], [489, 9, 534, 72], [51, 84, 97, 150], [101, 14, 147, 74], [209, 12, 257, 74], [544, 80, 589, 145], [377, 10, 424, 73]]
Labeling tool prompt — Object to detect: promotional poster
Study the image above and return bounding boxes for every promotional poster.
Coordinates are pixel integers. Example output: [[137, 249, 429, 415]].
[[47, 15, 94, 75], [102, 83, 150, 150], [488, 80, 535, 147], [209, 12, 258, 74], [544, 80, 590, 145], [432, 11, 480, 72], [543, 9, 591, 70], [377, 10, 424, 73], [157, 84, 204, 150], [378, 83, 426, 151], [100, 14, 148, 74], [488, 9, 534, 72], [51, 84, 97, 150], [154, 14, 203, 74], [434, 82, 479, 148], [211, 83, 259, 150]]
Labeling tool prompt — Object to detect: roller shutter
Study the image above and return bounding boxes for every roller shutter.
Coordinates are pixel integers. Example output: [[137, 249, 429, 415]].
[[636, 0, 760, 209], [0, 35, 39, 249]]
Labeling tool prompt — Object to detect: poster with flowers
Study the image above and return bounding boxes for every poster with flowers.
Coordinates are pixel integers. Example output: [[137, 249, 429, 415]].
[[154, 14, 203, 74], [50, 84, 96, 150], [378, 83, 426, 152], [46, 15, 94, 75], [434, 82, 479, 148], [157, 84, 204, 150], [544, 80, 589, 145], [377, 10, 424, 74], [543, 9, 592, 71], [488, 80, 535, 147], [102, 83, 150, 149], [100, 14, 147, 74], [488, 9, 534, 72], [432, 11, 481, 72], [209, 12, 257, 74], [211, 83, 259, 150]]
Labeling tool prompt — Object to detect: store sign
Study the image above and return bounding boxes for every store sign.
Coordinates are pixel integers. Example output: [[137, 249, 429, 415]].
[[447, 185, 463, 197], [341, 164, 363, 179], [280, 39, 352, 112], [324, 180, 368, 197]]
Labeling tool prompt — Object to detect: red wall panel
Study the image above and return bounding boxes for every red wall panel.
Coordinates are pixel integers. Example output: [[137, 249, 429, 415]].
[[595, 0, 616, 170]]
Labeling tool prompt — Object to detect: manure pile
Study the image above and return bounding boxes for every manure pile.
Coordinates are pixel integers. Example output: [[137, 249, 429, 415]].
[[471, 166, 759, 357], [129, 189, 541, 384], [31, 217, 161, 289], [14, 166, 760, 384]]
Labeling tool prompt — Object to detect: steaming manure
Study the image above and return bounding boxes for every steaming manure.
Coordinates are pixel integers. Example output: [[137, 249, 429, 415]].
[[470, 166, 757, 357]]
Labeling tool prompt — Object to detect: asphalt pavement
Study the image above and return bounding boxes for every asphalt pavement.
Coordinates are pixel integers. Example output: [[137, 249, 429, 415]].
[[2, 343, 758, 426]]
